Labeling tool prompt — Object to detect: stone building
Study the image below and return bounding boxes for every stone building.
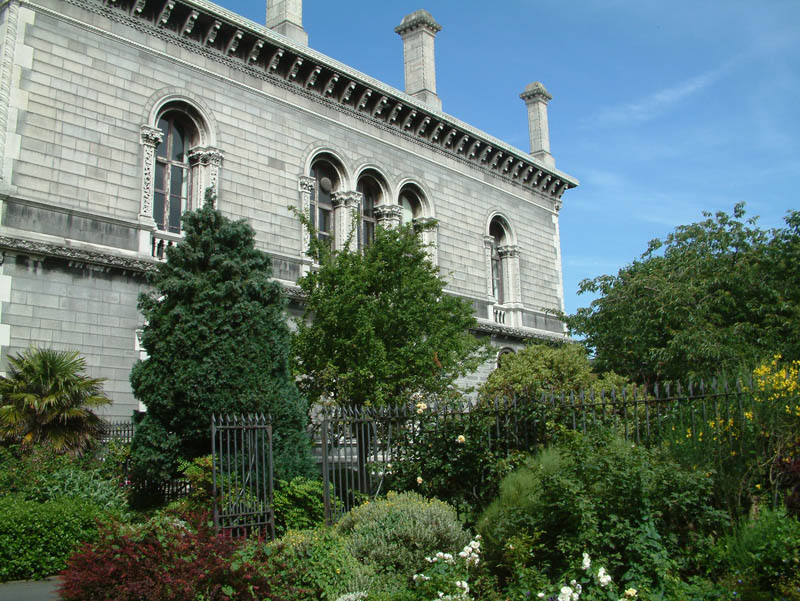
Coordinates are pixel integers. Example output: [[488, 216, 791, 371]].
[[0, 0, 577, 418]]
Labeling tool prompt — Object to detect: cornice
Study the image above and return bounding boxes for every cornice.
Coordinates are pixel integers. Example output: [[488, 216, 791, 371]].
[[472, 320, 566, 342], [0, 235, 157, 273], [53, 0, 577, 202]]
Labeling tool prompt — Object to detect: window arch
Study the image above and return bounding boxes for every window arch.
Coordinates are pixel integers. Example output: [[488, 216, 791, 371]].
[[356, 170, 387, 248], [309, 154, 344, 246], [140, 99, 221, 258], [154, 110, 194, 234], [399, 185, 424, 224], [484, 214, 520, 315]]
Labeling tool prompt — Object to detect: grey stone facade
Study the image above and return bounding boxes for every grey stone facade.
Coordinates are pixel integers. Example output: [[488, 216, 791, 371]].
[[0, 0, 577, 418]]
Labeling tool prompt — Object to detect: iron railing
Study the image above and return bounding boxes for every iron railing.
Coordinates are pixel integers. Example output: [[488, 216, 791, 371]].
[[211, 414, 275, 539]]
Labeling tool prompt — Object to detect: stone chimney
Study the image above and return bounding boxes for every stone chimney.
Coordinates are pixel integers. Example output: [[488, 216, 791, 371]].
[[266, 0, 307, 46], [520, 81, 554, 168], [395, 10, 442, 111]]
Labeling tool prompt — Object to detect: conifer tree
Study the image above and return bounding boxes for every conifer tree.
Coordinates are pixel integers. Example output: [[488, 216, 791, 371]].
[[130, 195, 312, 482]]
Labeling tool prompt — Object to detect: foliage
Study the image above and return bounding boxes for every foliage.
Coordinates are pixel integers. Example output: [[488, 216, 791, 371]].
[[479, 342, 630, 401], [0, 347, 111, 454], [477, 430, 727, 596], [336, 491, 470, 578], [273, 477, 327, 536], [293, 219, 490, 408], [708, 508, 800, 601], [0, 494, 103, 582], [660, 356, 800, 516], [565, 205, 800, 384], [0, 443, 128, 515], [59, 512, 285, 601], [384, 393, 528, 522], [130, 197, 312, 483], [264, 527, 373, 601]]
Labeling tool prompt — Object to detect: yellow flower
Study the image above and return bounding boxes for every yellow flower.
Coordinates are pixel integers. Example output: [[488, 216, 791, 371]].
[[755, 484, 761, 490], [456, 434, 466, 444]]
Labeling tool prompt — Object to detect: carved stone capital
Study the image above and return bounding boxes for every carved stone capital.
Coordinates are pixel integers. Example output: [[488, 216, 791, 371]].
[[298, 176, 316, 194], [140, 126, 163, 147], [188, 146, 224, 166], [374, 204, 403, 221], [497, 244, 520, 259], [483, 234, 496, 249], [331, 190, 361, 209]]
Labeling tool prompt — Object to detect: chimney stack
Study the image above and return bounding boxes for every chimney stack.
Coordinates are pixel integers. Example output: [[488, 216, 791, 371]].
[[520, 82, 554, 168], [395, 10, 442, 111], [267, 0, 307, 46]]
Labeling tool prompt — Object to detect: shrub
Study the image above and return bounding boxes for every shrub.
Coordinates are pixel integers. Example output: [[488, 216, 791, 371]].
[[0, 495, 103, 581], [336, 491, 470, 577], [273, 477, 327, 536], [0, 347, 111, 454], [59, 512, 286, 601], [478, 429, 727, 595], [709, 507, 800, 600], [265, 527, 372, 600]]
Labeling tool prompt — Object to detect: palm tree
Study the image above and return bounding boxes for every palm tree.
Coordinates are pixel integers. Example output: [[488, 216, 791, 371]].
[[0, 347, 111, 454]]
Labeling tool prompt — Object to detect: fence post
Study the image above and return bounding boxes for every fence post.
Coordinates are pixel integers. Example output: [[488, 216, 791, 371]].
[[321, 410, 332, 525]]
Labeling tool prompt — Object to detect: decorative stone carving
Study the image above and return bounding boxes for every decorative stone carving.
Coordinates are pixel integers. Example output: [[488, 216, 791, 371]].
[[402, 110, 417, 130], [374, 204, 403, 230], [483, 235, 495, 300], [323, 74, 339, 96], [287, 57, 303, 80], [268, 47, 284, 71], [248, 39, 265, 63], [139, 126, 164, 219], [298, 176, 316, 256], [305, 65, 321, 88], [332, 191, 362, 252], [156, 1, 175, 27], [182, 10, 199, 35], [341, 81, 356, 103], [226, 30, 244, 54], [0, 235, 155, 273], [357, 89, 372, 110], [0, 0, 20, 181]]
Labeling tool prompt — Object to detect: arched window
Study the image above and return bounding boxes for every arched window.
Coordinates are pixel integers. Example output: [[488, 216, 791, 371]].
[[400, 187, 423, 224], [310, 158, 341, 245], [356, 172, 385, 248], [140, 99, 221, 258], [489, 218, 508, 304], [154, 111, 194, 234]]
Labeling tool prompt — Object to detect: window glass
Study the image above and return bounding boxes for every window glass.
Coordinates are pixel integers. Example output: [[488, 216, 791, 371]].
[[357, 176, 381, 248], [154, 111, 194, 234]]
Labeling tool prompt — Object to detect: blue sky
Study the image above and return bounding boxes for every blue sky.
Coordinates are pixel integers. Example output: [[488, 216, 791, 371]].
[[218, 0, 800, 315]]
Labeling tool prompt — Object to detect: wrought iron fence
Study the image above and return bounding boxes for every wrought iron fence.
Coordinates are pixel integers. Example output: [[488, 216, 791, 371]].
[[98, 420, 136, 444], [211, 414, 275, 539], [316, 376, 763, 522]]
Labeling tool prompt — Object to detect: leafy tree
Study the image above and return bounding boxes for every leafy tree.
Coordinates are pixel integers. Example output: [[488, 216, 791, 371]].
[[0, 347, 110, 454], [565, 204, 800, 384], [292, 220, 490, 408], [478, 342, 629, 401], [129, 198, 312, 482]]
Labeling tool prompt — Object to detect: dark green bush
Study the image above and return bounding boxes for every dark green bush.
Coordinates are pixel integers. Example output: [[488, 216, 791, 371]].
[[264, 527, 372, 600], [336, 491, 470, 578], [478, 429, 728, 595], [273, 477, 327, 536], [0, 495, 103, 581]]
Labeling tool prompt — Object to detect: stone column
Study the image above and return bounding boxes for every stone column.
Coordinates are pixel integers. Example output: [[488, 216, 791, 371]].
[[298, 175, 315, 266], [395, 10, 442, 111], [413, 216, 438, 265], [138, 126, 163, 254], [331, 190, 361, 252], [374, 204, 403, 230], [498, 245, 521, 305], [483, 235, 495, 302], [188, 146, 224, 207], [266, 0, 308, 45], [520, 81, 554, 168]]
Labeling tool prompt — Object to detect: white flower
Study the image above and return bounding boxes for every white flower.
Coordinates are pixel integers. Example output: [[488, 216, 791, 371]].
[[624, 588, 638, 599], [581, 552, 591, 571], [415, 401, 428, 414], [537, 594, 545, 599], [456, 434, 466, 444], [597, 567, 612, 587], [558, 586, 573, 601], [417, 476, 424, 484], [458, 550, 469, 558], [469, 540, 480, 550], [455, 581, 469, 593]]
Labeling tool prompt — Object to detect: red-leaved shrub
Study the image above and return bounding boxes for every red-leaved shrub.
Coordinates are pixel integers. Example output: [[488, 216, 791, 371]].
[[59, 513, 288, 601]]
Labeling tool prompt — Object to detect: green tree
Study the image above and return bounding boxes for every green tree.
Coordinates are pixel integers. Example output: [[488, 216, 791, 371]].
[[0, 347, 110, 454], [478, 342, 629, 401], [129, 199, 312, 482], [565, 204, 800, 384], [292, 220, 489, 408]]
